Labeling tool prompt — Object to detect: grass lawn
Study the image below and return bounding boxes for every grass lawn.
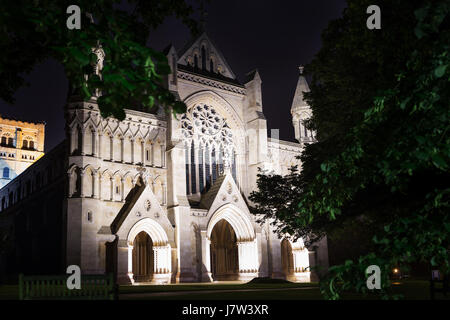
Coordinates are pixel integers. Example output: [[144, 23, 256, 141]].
[[0, 279, 447, 300]]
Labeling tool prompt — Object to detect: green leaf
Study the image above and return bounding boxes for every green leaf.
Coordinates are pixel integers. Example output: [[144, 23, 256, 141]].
[[69, 47, 90, 66], [431, 153, 447, 169], [434, 65, 447, 78]]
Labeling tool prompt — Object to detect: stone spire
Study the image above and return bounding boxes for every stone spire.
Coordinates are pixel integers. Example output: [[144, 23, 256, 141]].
[[291, 65, 315, 143], [291, 65, 310, 111]]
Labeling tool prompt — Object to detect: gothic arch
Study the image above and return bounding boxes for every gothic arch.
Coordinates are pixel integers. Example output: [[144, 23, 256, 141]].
[[126, 218, 172, 283], [183, 90, 244, 133], [127, 218, 169, 247], [206, 203, 255, 242]]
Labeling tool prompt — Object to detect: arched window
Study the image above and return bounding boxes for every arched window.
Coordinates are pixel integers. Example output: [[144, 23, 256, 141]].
[[198, 145, 204, 192], [201, 46, 206, 70], [211, 148, 217, 184], [7, 137, 13, 146], [194, 55, 198, 68], [190, 141, 196, 194], [303, 121, 308, 137], [205, 144, 211, 189], [210, 59, 214, 72], [1, 136, 6, 145], [22, 139, 28, 149], [185, 142, 190, 194], [3, 167, 9, 178], [181, 105, 235, 195]]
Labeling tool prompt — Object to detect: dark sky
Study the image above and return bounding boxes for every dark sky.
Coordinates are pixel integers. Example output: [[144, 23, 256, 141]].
[[0, 0, 347, 152]]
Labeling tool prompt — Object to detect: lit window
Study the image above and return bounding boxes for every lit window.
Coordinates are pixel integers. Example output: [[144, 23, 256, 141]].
[[2, 167, 9, 178]]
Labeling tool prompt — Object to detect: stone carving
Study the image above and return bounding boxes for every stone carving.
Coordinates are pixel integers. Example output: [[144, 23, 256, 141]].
[[144, 199, 151, 212]]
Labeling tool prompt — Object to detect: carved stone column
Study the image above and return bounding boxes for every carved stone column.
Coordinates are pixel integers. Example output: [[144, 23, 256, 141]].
[[93, 170, 100, 199], [201, 230, 213, 282], [79, 171, 85, 198]]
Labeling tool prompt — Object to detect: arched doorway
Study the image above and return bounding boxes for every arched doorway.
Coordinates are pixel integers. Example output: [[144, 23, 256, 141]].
[[281, 239, 294, 279], [210, 219, 239, 281], [132, 231, 154, 282], [126, 218, 172, 284]]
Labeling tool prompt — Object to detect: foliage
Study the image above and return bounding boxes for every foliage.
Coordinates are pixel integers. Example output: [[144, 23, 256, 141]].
[[250, 0, 450, 299], [0, 0, 201, 119]]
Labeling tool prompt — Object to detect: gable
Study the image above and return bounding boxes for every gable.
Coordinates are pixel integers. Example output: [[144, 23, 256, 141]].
[[200, 171, 250, 216], [110, 179, 173, 241], [178, 32, 236, 79]]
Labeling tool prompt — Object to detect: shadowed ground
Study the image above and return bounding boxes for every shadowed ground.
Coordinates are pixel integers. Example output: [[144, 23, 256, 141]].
[[0, 280, 448, 300]]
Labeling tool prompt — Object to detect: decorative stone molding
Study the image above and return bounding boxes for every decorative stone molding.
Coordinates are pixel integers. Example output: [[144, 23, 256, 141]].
[[178, 71, 246, 95]]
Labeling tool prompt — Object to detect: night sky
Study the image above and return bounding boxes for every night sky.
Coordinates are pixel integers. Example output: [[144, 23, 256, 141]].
[[0, 0, 347, 152]]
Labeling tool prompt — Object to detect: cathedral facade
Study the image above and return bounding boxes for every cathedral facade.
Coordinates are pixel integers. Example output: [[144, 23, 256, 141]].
[[0, 33, 328, 284]]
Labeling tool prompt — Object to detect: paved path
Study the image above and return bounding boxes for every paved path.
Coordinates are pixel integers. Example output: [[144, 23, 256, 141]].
[[120, 286, 317, 299]]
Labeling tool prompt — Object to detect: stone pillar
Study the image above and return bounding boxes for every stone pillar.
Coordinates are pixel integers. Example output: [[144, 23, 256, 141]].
[[269, 233, 284, 279], [152, 245, 172, 284], [131, 139, 135, 164], [150, 143, 154, 166], [98, 175, 102, 200], [79, 171, 85, 198], [92, 131, 98, 157], [201, 230, 213, 282], [80, 128, 85, 156], [162, 183, 166, 205], [98, 133, 102, 158], [110, 177, 114, 201], [67, 172, 73, 197], [120, 138, 124, 162], [120, 178, 124, 201], [161, 144, 166, 168], [237, 239, 259, 281], [117, 240, 132, 284], [291, 248, 311, 282], [93, 171, 99, 199]]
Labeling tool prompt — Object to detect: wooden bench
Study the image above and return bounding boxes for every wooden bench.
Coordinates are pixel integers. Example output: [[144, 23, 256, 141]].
[[19, 273, 117, 300], [430, 272, 449, 300]]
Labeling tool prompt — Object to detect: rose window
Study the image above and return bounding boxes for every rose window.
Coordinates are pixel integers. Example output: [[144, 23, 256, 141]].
[[181, 104, 237, 195]]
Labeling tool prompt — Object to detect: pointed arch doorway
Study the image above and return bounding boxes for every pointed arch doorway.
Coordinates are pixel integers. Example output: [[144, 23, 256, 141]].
[[132, 231, 154, 282], [204, 204, 259, 282], [127, 218, 172, 284], [210, 219, 239, 280]]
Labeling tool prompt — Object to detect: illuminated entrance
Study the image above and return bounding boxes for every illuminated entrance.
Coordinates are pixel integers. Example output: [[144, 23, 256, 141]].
[[210, 219, 239, 280], [281, 238, 294, 279], [280, 238, 311, 282], [204, 204, 259, 282], [132, 231, 154, 282], [127, 218, 172, 284]]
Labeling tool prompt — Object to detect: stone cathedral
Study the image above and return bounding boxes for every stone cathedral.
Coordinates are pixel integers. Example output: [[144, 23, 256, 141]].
[[0, 33, 328, 284]]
